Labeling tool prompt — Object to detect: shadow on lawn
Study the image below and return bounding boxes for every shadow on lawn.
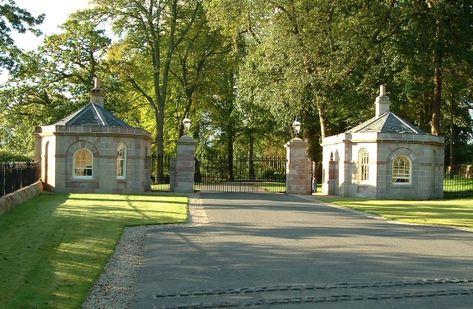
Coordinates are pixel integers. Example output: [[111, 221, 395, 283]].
[[0, 192, 187, 308]]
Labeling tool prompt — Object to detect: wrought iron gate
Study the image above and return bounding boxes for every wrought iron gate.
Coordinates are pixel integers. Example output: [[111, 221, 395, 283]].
[[194, 155, 286, 193], [151, 154, 172, 191]]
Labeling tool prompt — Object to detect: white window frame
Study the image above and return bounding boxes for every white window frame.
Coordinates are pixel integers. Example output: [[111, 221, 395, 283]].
[[392, 155, 411, 184], [358, 148, 369, 182], [73, 148, 93, 179], [117, 143, 127, 180]]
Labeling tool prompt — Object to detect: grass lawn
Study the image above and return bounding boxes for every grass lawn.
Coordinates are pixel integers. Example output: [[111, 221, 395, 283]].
[[151, 183, 171, 191], [0, 193, 187, 308], [316, 195, 473, 229]]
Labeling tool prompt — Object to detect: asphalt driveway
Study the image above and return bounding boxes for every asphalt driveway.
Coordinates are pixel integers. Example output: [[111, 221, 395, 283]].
[[135, 193, 473, 308]]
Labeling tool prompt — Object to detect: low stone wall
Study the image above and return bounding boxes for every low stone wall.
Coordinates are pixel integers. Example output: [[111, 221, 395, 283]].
[[0, 181, 44, 217]]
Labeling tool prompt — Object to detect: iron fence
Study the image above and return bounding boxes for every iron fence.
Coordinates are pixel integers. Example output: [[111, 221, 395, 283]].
[[0, 162, 40, 197], [151, 154, 172, 191], [194, 155, 286, 193], [444, 164, 473, 198]]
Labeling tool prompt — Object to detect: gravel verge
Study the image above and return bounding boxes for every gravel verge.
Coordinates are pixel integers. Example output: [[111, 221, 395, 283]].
[[82, 194, 207, 309]]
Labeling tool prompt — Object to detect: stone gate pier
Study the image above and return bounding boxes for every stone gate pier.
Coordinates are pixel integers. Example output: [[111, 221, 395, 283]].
[[286, 137, 312, 195]]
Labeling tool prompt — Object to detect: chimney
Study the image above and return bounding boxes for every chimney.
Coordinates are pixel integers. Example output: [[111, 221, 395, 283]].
[[90, 77, 104, 107], [375, 84, 390, 117]]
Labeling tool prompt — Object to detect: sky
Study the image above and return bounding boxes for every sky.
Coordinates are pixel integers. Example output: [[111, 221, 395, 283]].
[[13, 0, 91, 50], [0, 0, 91, 83]]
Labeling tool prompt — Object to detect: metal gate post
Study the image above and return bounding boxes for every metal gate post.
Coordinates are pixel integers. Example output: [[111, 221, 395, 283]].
[[286, 137, 311, 194], [174, 135, 196, 193]]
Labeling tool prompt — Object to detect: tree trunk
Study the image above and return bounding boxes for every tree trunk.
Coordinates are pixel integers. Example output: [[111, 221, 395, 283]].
[[431, 54, 442, 136], [449, 98, 454, 179], [315, 100, 328, 139], [431, 19, 442, 136], [154, 0, 176, 178], [152, 52, 165, 178], [248, 131, 255, 180], [156, 101, 165, 178], [227, 134, 234, 181]]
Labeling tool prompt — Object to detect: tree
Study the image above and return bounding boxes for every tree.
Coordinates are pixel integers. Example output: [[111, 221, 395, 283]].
[[205, 0, 378, 164], [170, 15, 224, 137], [206, 0, 473, 166], [443, 70, 473, 167], [95, 0, 202, 178], [0, 11, 110, 153], [0, 0, 43, 70], [393, 1, 473, 136]]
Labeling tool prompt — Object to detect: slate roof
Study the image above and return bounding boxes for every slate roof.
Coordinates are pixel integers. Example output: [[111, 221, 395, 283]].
[[347, 111, 425, 134], [53, 103, 131, 127]]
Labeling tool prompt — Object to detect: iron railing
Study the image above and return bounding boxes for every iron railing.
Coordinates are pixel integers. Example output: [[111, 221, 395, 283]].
[[444, 164, 473, 198], [0, 162, 40, 197], [194, 155, 286, 193], [151, 154, 172, 191]]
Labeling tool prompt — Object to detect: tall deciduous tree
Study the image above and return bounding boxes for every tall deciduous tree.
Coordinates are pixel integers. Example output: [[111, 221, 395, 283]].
[[206, 0, 375, 163], [170, 15, 224, 137], [395, 0, 473, 136], [206, 0, 473, 164], [0, 0, 43, 70], [95, 0, 201, 177], [0, 11, 110, 152]]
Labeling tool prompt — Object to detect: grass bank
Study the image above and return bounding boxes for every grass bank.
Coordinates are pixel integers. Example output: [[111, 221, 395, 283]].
[[317, 196, 473, 230], [0, 193, 187, 308]]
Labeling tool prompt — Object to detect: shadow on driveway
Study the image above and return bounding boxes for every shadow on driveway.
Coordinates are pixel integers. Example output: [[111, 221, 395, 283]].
[[135, 193, 473, 308]]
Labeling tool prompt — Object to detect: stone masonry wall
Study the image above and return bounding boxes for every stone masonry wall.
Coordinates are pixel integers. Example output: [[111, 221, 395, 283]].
[[174, 136, 196, 193], [286, 138, 311, 195], [36, 126, 151, 194], [0, 181, 44, 217], [322, 131, 444, 200], [376, 142, 444, 200]]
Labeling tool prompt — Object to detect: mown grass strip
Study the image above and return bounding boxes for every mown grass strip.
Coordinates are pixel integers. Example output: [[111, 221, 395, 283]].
[[0, 192, 187, 308], [316, 196, 473, 229]]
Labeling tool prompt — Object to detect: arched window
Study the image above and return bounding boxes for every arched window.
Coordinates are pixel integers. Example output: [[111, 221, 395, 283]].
[[392, 155, 411, 184], [73, 149, 93, 179], [117, 143, 127, 179], [358, 149, 369, 182]]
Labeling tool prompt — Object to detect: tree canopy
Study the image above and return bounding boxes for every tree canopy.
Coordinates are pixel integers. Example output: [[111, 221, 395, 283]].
[[0, 0, 43, 70], [1, 0, 472, 166]]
